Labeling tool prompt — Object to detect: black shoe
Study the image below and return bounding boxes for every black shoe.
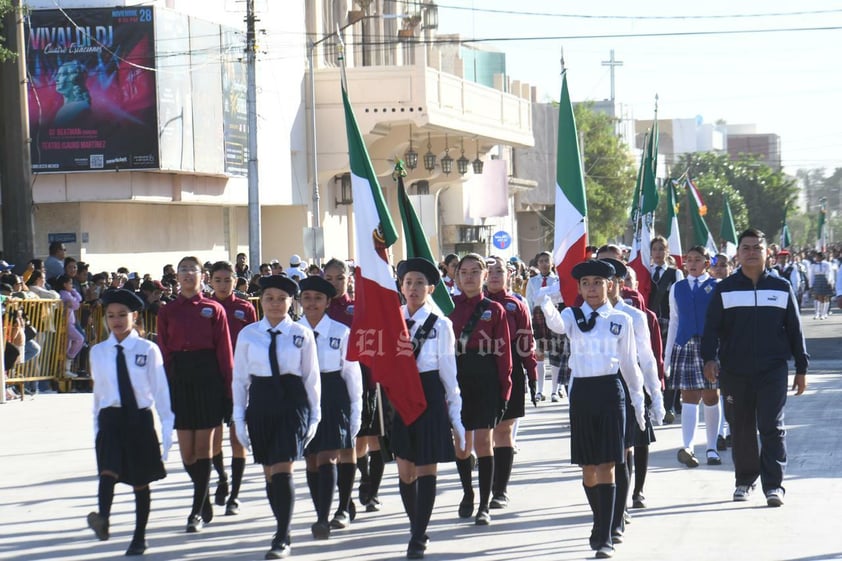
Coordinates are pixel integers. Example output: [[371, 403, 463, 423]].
[[365, 496, 382, 512], [201, 493, 214, 524], [631, 493, 646, 509], [677, 448, 700, 468], [489, 493, 509, 509], [125, 539, 147, 556], [717, 435, 728, 451], [706, 449, 722, 465], [311, 520, 331, 540], [225, 498, 240, 515], [215, 479, 229, 506], [474, 507, 491, 526], [407, 539, 426, 559], [87, 512, 109, 541], [265, 538, 291, 560], [329, 511, 350, 529], [186, 514, 203, 533], [663, 410, 675, 425], [458, 493, 474, 518]]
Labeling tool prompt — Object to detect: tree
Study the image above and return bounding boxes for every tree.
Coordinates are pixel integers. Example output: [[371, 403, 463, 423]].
[[573, 102, 637, 244], [797, 167, 842, 215], [0, 0, 17, 63], [672, 152, 797, 241]]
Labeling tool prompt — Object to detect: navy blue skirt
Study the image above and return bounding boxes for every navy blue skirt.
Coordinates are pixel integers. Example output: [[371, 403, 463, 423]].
[[619, 376, 655, 448], [169, 350, 225, 430], [501, 354, 526, 421], [391, 370, 456, 466], [569, 374, 626, 466], [457, 352, 500, 430], [96, 407, 166, 486], [358, 365, 383, 437], [306, 370, 352, 454], [246, 375, 310, 465]]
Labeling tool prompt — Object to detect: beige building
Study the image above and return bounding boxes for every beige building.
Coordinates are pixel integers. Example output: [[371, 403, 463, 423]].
[[19, 0, 534, 274]]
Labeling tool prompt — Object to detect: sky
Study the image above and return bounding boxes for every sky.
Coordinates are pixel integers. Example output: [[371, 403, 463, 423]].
[[435, 0, 842, 176]]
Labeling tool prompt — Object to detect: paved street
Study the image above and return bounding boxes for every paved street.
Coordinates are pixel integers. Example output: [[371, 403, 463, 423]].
[[2, 307, 841, 561]]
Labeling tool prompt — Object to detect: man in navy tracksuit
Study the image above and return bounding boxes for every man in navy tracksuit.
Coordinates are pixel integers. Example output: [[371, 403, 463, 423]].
[[701, 228, 808, 507]]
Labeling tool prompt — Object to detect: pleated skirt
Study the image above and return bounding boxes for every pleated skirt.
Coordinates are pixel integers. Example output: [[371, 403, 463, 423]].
[[569, 374, 625, 466], [391, 370, 456, 466], [358, 364, 383, 437], [169, 350, 225, 430], [246, 375, 310, 465], [457, 352, 500, 430], [619, 376, 656, 448], [501, 354, 526, 421], [96, 407, 166, 486], [305, 370, 352, 454]]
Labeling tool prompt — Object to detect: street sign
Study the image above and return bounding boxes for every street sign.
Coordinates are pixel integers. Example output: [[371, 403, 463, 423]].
[[492, 230, 512, 250]]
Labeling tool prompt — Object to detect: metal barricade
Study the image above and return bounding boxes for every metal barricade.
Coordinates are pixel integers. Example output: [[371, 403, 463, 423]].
[[3, 298, 69, 392]]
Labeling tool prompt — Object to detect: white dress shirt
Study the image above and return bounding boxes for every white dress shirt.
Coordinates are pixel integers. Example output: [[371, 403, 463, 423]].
[[90, 329, 173, 438], [540, 298, 646, 414], [526, 272, 559, 310], [298, 314, 363, 431], [664, 273, 712, 370], [614, 300, 662, 405], [232, 315, 321, 426], [403, 301, 463, 429]]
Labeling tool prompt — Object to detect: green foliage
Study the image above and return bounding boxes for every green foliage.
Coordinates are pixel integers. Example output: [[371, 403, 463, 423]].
[[796, 167, 842, 215], [0, 0, 18, 63], [573, 102, 637, 244], [672, 152, 797, 242]]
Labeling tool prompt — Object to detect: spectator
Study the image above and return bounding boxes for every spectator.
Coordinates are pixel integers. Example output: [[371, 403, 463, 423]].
[[139, 280, 165, 315], [64, 257, 81, 292], [56, 273, 85, 378], [235, 252, 250, 279], [258, 263, 271, 277], [27, 270, 60, 299], [22, 258, 45, 285], [285, 255, 305, 281], [162, 264, 176, 286], [45, 242, 66, 282]]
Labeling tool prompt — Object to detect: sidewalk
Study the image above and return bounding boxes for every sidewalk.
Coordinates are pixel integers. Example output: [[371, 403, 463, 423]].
[[1, 310, 840, 561]]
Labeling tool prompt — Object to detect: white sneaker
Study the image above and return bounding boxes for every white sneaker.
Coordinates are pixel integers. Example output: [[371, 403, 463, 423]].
[[551, 393, 559, 402], [765, 488, 784, 507], [65, 371, 79, 379], [733, 484, 754, 501]]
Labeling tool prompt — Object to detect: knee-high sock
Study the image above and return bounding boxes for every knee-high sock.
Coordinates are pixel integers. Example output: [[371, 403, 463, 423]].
[[306, 469, 318, 513], [356, 455, 370, 481], [612, 460, 629, 535], [266, 481, 280, 519], [550, 365, 560, 394], [583, 483, 598, 545], [336, 462, 356, 513], [719, 396, 730, 438], [455, 457, 473, 497], [316, 464, 337, 522], [492, 447, 514, 495], [632, 445, 649, 496], [271, 472, 294, 544], [596, 484, 616, 548], [188, 459, 211, 517], [414, 476, 436, 542], [98, 474, 117, 520], [367, 452, 385, 498], [229, 457, 245, 501], [681, 403, 699, 449], [704, 403, 722, 451], [535, 360, 545, 395], [477, 456, 494, 510], [399, 479, 417, 534], [132, 487, 150, 544], [212, 452, 227, 481]]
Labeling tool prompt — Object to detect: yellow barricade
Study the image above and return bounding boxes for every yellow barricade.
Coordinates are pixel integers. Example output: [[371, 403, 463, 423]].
[[3, 298, 68, 390]]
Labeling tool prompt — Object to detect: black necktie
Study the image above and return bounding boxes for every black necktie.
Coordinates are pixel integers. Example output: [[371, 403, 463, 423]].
[[653, 266, 662, 283], [405, 319, 415, 330], [313, 331, 320, 340], [115, 344, 139, 417], [268, 329, 281, 378], [576, 311, 600, 332]]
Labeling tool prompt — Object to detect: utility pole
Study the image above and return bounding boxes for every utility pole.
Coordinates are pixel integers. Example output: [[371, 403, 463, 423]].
[[0, 0, 36, 268], [245, 0, 261, 273], [601, 49, 623, 102]]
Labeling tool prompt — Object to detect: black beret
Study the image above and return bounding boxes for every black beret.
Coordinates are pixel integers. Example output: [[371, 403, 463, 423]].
[[298, 276, 337, 299], [599, 258, 627, 279], [571, 259, 616, 280], [397, 257, 441, 286], [101, 288, 144, 312], [259, 275, 299, 297]]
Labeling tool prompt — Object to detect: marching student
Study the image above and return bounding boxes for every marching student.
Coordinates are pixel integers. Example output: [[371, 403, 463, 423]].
[[157, 256, 234, 533], [524, 251, 562, 402], [664, 246, 722, 468], [809, 251, 834, 319], [449, 253, 512, 526], [540, 260, 647, 559], [485, 256, 538, 510], [232, 275, 320, 559], [298, 276, 362, 539], [394, 258, 466, 559], [209, 261, 258, 516], [86, 289, 173, 556]]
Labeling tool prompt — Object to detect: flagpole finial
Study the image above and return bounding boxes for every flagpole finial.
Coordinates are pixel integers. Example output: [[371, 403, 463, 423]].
[[392, 160, 407, 181]]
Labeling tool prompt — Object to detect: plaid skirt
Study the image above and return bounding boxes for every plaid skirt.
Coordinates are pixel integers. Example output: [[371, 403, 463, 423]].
[[671, 336, 718, 390], [811, 274, 833, 297]]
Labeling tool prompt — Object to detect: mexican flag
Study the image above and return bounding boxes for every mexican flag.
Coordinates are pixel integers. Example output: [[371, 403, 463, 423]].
[[817, 201, 827, 251], [342, 86, 426, 425], [720, 194, 738, 258], [780, 207, 792, 249], [628, 113, 659, 304], [552, 70, 588, 305], [665, 179, 683, 269], [395, 162, 454, 315], [686, 177, 717, 254]]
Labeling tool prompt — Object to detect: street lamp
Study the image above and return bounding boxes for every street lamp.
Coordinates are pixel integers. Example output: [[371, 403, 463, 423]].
[[457, 137, 469, 175], [405, 125, 418, 170], [423, 133, 436, 172], [440, 134, 453, 175], [472, 139, 484, 174]]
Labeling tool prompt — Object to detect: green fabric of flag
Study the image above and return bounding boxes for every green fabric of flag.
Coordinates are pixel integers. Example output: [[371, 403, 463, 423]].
[[720, 195, 738, 246], [395, 163, 454, 315], [780, 207, 792, 248]]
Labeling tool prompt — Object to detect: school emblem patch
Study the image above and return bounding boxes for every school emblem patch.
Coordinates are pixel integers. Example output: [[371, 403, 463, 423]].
[[200, 307, 214, 318], [428, 328, 437, 339], [135, 354, 147, 367], [480, 310, 493, 321], [704, 284, 713, 294], [329, 337, 341, 349], [234, 309, 246, 320], [609, 322, 622, 335], [293, 335, 304, 348], [505, 302, 517, 312], [346, 305, 355, 316]]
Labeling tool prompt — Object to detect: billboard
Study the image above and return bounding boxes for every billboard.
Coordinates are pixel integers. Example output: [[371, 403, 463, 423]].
[[27, 7, 159, 172]]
